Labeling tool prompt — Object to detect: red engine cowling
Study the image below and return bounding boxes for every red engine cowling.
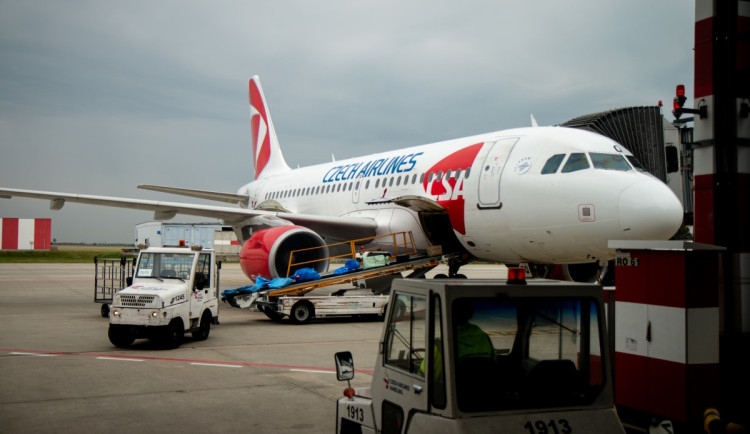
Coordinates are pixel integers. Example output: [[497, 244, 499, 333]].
[[239, 225, 330, 281]]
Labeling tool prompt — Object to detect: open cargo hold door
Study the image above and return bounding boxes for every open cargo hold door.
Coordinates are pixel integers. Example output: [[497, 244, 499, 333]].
[[389, 195, 465, 255]]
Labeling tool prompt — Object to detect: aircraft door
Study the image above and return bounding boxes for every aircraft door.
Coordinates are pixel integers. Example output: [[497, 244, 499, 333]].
[[378, 292, 430, 429], [477, 138, 519, 209], [190, 253, 213, 318]]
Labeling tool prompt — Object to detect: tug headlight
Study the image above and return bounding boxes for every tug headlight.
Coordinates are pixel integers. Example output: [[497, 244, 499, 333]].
[[112, 309, 121, 318], [149, 311, 159, 319]]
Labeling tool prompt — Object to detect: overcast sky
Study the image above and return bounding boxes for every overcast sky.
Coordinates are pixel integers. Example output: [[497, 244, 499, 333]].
[[0, 0, 695, 244]]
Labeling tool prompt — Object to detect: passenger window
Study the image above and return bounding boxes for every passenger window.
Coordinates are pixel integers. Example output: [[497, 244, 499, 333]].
[[464, 168, 471, 179], [541, 154, 566, 174], [412, 174, 418, 184], [561, 153, 590, 173], [384, 294, 426, 375], [419, 173, 425, 183], [589, 153, 631, 171], [365, 180, 370, 189]]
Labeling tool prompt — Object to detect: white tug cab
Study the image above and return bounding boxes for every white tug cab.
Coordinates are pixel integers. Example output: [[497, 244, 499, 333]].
[[334, 270, 624, 433], [108, 245, 219, 349]]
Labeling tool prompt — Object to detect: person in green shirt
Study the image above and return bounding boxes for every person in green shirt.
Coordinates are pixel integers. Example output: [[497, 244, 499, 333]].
[[418, 299, 495, 378], [454, 300, 496, 361]]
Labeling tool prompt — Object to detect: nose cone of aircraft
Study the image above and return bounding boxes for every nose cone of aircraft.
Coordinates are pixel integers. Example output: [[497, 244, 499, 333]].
[[618, 179, 683, 240]]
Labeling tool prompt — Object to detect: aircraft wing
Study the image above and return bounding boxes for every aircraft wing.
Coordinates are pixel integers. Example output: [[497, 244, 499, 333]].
[[137, 184, 249, 207], [0, 188, 377, 241]]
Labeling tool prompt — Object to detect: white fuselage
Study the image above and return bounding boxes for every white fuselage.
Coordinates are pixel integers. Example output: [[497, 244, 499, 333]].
[[239, 126, 683, 265]]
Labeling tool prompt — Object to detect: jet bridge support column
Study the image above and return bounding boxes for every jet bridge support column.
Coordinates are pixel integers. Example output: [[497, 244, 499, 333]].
[[608, 240, 723, 433]]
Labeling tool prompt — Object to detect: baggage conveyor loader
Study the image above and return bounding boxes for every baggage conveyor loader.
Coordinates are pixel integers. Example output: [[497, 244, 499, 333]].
[[222, 231, 464, 324]]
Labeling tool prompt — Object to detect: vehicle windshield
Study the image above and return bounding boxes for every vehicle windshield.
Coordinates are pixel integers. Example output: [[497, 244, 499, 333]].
[[136, 252, 195, 280], [452, 297, 605, 412]]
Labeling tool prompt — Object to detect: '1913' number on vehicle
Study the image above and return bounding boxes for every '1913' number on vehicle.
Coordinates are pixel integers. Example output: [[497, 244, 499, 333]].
[[346, 404, 364, 422], [524, 419, 572, 434]]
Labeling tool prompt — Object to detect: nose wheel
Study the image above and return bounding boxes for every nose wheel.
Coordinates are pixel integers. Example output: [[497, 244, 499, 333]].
[[447, 257, 469, 278]]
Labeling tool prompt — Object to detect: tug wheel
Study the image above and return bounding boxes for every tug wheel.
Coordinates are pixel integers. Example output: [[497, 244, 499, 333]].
[[161, 319, 184, 349], [108, 324, 135, 348], [192, 311, 211, 341]]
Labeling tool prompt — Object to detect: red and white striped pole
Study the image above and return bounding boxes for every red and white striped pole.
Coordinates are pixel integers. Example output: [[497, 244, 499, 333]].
[[692, 0, 750, 422]]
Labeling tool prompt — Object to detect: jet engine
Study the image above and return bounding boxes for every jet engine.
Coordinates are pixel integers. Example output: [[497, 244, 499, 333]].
[[239, 225, 330, 281]]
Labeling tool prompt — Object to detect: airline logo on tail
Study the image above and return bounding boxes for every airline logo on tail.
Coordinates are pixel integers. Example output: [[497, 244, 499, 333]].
[[249, 79, 272, 179]]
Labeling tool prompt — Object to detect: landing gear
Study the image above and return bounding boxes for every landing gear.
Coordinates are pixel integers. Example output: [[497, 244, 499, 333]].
[[430, 256, 471, 279], [527, 263, 554, 279], [446, 256, 470, 278]]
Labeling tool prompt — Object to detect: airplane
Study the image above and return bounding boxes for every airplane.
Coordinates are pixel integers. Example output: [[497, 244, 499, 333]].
[[0, 75, 683, 283]]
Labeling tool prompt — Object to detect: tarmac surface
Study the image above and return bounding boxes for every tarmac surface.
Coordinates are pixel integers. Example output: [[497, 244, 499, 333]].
[[0, 261, 507, 433]]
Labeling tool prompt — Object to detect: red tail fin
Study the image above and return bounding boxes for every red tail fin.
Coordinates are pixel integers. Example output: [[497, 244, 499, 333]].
[[249, 76, 290, 180]]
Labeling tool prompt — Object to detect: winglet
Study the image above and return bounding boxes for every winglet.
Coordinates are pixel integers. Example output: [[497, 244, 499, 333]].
[[249, 76, 291, 180], [530, 114, 539, 128]]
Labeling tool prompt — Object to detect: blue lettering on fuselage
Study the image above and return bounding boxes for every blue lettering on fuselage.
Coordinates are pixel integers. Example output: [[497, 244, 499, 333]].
[[323, 152, 424, 183]]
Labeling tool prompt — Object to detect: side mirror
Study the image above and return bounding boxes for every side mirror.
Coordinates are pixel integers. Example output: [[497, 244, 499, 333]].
[[334, 351, 355, 381], [125, 277, 133, 287]]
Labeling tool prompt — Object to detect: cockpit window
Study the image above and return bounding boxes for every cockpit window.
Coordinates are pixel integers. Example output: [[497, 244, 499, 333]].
[[589, 153, 632, 171], [561, 153, 590, 173], [541, 154, 566, 174], [626, 155, 647, 172]]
